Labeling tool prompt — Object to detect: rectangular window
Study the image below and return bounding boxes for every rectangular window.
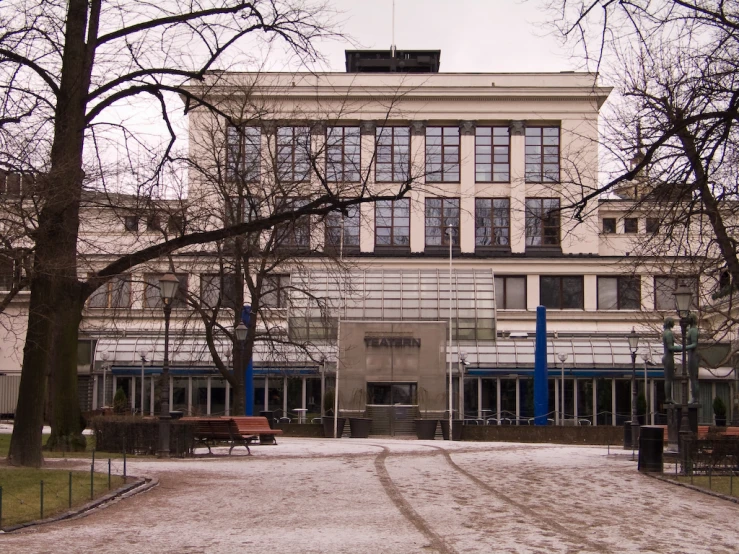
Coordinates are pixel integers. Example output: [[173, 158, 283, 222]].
[[597, 276, 641, 310], [326, 126, 361, 182], [225, 195, 259, 225], [602, 218, 616, 234], [262, 274, 290, 309], [277, 126, 311, 182], [146, 213, 161, 232], [325, 204, 360, 249], [200, 274, 238, 309], [144, 274, 188, 309], [525, 126, 560, 183], [226, 126, 261, 182], [0, 257, 14, 291], [425, 126, 460, 182], [425, 197, 460, 247], [475, 127, 510, 182], [124, 216, 139, 232], [475, 198, 510, 247], [646, 218, 660, 234], [525, 198, 560, 247], [288, 316, 338, 341], [276, 198, 310, 248], [375, 199, 410, 247], [376, 127, 410, 182], [540, 276, 584, 309], [88, 276, 131, 309], [654, 276, 699, 311], [624, 218, 638, 233], [495, 276, 526, 310]]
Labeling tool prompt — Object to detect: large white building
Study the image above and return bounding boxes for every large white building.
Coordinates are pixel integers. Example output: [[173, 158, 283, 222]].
[[0, 50, 734, 429]]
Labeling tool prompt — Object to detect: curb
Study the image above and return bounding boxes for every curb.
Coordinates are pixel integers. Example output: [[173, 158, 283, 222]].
[[1, 474, 159, 533], [646, 472, 739, 505]]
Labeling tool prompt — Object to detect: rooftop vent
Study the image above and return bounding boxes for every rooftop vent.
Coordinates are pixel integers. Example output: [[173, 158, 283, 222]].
[[345, 49, 441, 73]]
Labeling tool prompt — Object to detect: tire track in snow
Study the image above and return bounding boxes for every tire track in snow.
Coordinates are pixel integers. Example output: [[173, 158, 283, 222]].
[[433, 446, 613, 553], [373, 446, 456, 554]]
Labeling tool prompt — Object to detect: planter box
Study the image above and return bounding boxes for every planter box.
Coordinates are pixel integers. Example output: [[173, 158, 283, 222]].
[[439, 419, 464, 441], [322, 416, 346, 438], [349, 417, 372, 438], [415, 419, 437, 440]]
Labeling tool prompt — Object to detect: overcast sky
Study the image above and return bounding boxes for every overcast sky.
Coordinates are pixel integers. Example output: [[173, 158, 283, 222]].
[[312, 0, 575, 73]]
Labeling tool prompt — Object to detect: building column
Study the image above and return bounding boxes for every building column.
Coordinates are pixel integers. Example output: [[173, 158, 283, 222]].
[[611, 379, 617, 426], [526, 274, 539, 310], [509, 121, 526, 254], [410, 121, 426, 253], [459, 120, 476, 254]]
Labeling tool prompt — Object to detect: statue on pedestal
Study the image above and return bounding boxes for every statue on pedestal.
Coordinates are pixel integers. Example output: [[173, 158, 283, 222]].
[[685, 313, 700, 404], [662, 318, 678, 403]]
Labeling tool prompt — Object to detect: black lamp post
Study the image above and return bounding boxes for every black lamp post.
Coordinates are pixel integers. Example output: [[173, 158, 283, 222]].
[[158, 273, 180, 458], [674, 284, 693, 440], [234, 321, 247, 413], [628, 327, 640, 448]]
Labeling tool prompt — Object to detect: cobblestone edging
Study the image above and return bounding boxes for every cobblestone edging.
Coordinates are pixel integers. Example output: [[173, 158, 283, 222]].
[[646, 473, 739, 505], [1, 475, 158, 533]]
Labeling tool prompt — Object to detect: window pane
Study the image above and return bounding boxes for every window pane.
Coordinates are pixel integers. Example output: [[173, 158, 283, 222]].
[[598, 277, 618, 310]]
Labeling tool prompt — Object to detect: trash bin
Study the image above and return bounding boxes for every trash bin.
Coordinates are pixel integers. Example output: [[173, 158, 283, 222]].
[[623, 421, 632, 450], [638, 425, 664, 473], [260, 410, 275, 429]]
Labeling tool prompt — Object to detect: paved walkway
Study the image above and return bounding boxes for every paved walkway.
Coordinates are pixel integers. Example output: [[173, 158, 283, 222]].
[[2, 439, 738, 553]]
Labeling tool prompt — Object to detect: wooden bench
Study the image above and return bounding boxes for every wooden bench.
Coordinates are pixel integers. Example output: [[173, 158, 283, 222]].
[[228, 416, 283, 445], [721, 426, 739, 437], [697, 425, 710, 439], [188, 418, 253, 455]]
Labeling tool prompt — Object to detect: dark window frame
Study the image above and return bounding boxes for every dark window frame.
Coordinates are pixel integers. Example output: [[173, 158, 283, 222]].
[[475, 126, 510, 183], [602, 218, 616, 234], [623, 218, 638, 234], [326, 126, 361, 182], [525, 126, 560, 183], [495, 275, 527, 310], [261, 273, 290, 309], [226, 125, 261, 182], [646, 218, 660, 234], [88, 275, 132, 309], [539, 276, 584, 310], [525, 198, 561, 247], [325, 204, 360, 250], [375, 126, 410, 182], [276, 126, 311, 183], [475, 198, 510, 247], [425, 197, 460, 247], [597, 276, 642, 310], [654, 275, 699, 311], [375, 198, 410, 248], [144, 273, 189, 309], [124, 216, 139, 233], [200, 273, 239, 310], [425, 126, 460, 183], [275, 197, 311, 249]]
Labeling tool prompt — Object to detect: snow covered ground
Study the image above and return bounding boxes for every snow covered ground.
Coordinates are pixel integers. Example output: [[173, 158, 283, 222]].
[[2, 438, 738, 553]]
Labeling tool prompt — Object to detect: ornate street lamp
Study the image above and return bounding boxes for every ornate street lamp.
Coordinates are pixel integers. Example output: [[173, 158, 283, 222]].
[[99, 350, 109, 409], [628, 327, 640, 448], [234, 321, 248, 414], [674, 284, 693, 443], [158, 273, 179, 458]]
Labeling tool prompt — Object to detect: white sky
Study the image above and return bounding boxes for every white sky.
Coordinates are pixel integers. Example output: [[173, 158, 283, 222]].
[[313, 0, 575, 73]]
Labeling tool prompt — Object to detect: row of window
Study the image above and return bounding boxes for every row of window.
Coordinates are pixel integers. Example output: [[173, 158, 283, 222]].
[[602, 217, 660, 235], [87, 273, 698, 312], [226, 124, 560, 184]]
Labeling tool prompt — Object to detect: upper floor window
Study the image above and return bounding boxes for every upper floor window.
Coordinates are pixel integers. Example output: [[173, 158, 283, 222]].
[[261, 274, 290, 308], [624, 218, 638, 233], [646, 218, 660, 234], [375, 199, 410, 247], [425, 126, 459, 182], [225, 195, 259, 225], [540, 276, 584, 309], [495, 276, 526, 310], [525, 126, 560, 183], [475, 198, 510, 247], [144, 273, 188, 309], [597, 276, 641, 310], [525, 198, 560, 247], [200, 274, 238, 310], [88, 276, 131, 309], [475, 127, 510, 182], [326, 204, 360, 249], [376, 127, 410, 182], [602, 218, 616, 234], [124, 216, 139, 233], [425, 198, 460, 247], [326, 126, 361, 182], [277, 126, 311, 182], [654, 276, 699, 311], [0, 257, 14, 291], [226, 126, 261, 182], [275, 197, 310, 249]]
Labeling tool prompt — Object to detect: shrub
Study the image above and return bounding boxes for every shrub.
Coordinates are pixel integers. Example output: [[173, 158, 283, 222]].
[[323, 389, 335, 415], [90, 416, 194, 456], [713, 396, 727, 418], [113, 387, 128, 414]]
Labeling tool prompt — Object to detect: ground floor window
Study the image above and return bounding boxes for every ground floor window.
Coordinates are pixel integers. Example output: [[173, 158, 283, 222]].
[[367, 382, 417, 405]]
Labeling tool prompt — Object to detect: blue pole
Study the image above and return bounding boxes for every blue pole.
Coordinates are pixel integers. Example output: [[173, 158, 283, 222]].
[[242, 305, 254, 416], [534, 306, 548, 425]]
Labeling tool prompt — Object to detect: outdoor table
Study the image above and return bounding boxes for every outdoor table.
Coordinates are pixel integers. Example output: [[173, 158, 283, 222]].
[[294, 409, 308, 424]]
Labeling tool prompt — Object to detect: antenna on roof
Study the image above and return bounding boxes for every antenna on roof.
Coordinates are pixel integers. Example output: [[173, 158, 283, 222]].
[[391, 0, 396, 57]]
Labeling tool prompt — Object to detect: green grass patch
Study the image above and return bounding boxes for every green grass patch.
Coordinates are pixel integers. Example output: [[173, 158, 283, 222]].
[[0, 467, 126, 529], [674, 474, 739, 499]]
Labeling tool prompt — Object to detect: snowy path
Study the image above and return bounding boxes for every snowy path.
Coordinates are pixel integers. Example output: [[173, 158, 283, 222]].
[[2, 439, 738, 553]]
